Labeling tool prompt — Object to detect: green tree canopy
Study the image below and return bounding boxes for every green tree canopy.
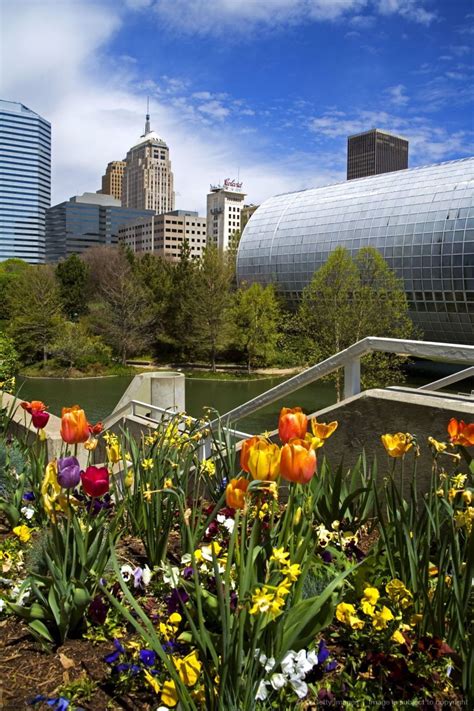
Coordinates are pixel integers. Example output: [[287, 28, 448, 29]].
[[299, 246, 416, 398], [164, 241, 200, 359], [8, 266, 63, 363], [55, 253, 89, 320], [0, 333, 19, 386], [193, 246, 234, 370], [0, 259, 31, 321], [230, 282, 281, 372]]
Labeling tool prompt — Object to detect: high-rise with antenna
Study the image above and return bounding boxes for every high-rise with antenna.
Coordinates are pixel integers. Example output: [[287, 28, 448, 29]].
[[122, 102, 175, 213]]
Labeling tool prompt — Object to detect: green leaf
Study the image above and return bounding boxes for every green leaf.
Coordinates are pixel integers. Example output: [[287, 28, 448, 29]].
[[29, 619, 55, 643]]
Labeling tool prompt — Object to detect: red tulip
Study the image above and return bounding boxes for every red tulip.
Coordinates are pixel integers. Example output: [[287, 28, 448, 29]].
[[31, 409, 50, 429], [61, 405, 90, 444], [21, 400, 47, 413], [280, 438, 317, 484], [81, 466, 109, 497], [278, 407, 308, 443], [88, 421, 104, 435], [447, 418, 474, 447]]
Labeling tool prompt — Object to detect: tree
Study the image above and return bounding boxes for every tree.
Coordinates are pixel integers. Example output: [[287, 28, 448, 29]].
[[133, 252, 173, 354], [9, 266, 63, 363], [87, 249, 154, 364], [230, 282, 281, 372], [193, 246, 234, 371], [164, 241, 200, 360], [0, 333, 19, 386], [49, 322, 111, 371], [299, 247, 415, 399], [56, 254, 89, 320], [0, 259, 31, 321]]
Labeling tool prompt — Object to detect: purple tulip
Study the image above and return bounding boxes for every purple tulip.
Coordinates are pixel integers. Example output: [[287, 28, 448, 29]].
[[57, 456, 81, 489]]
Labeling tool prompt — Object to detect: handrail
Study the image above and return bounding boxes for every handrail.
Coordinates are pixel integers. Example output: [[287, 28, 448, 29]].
[[213, 337, 474, 426], [418, 366, 474, 392]]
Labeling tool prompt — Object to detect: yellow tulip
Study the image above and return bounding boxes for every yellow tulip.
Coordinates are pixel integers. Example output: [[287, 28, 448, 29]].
[[247, 441, 281, 481], [381, 432, 414, 458], [161, 679, 178, 707], [311, 418, 338, 440], [175, 651, 202, 687]]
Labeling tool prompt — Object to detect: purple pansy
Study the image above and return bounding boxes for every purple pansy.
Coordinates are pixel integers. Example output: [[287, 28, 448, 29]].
[[139, 649, 156, 666]]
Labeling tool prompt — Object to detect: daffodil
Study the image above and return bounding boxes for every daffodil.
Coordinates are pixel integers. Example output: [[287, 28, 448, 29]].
[[391, 629, 406, 644], [270, 547, 290, 566], [141, 458, 154, 470], [281, 563, 301, 582], [427, 437, 447, 453], [201, 459, 216, 477], [451, 473, 467, 489], [250, 587, 274, 615]]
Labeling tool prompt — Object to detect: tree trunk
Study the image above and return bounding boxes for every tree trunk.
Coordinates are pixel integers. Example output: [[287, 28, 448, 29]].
[[211, 344, 216, 373], [43, 344, 47, 363]]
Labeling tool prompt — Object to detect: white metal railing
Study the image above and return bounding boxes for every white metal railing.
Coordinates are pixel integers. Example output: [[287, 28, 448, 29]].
[[211, 337, 474, 427]]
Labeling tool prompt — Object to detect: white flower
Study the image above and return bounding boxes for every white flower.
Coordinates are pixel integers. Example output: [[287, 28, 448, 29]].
[[217, 514, 226, 524], [120, 564, 134, 582], [294, 649, 314, 676], [255, 680, 268, 701], [306, 649, 318, 668], [21, 506, 35, 520], [142, 565, 152, 586], [181, 554, 192, 565], [0, 599, 5, 612], [281, 650, 296, 676], [162, 566, 180, 587], [264, 656, 275, 673], [289, 676, 308, 699], [270, 673, 287, 690], [222, 518, 235, 534]]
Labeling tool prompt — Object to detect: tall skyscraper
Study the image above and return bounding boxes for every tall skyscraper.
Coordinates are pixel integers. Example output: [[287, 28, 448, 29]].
[[0, 100, 51, 263], [122, 108, 174, 213], [207, 179, 246, 251], [347, 129, 408, 180], [45, 192, 153, 262], [100, 160, 126, 202]]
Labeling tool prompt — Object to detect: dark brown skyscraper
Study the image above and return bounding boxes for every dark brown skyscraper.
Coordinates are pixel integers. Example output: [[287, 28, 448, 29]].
[[347, 129, 408, 180]]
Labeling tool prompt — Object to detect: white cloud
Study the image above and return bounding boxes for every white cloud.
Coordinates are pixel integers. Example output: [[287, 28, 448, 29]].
[[147, 0, 435, 36], [0, 0, 333, 213], [386, 83, 409, 106]]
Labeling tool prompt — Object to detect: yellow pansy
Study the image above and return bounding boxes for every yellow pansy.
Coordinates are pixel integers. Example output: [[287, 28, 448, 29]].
[[391, 629, 406, 644], [175, 651, 202, 686], [161, 679, 178, 707], [13, 524, 33, 543], [169, 612, 182, 626], [372, 606, 394, 630], [336, 602, 364, 628], [143, 670, 160, 694]]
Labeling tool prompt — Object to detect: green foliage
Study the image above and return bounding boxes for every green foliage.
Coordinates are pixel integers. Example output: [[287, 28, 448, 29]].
[[192, 247, 234, 370], [8, 265, 63, 363], [0, 332, 19, 383], [9, 506, 122, 644], [0, 258, 31, 321], [164, 241, 200, 359], [230, 282, 281, 372], [0, 438, 29, 525], [299, 247, 416, 397], [49, 321, 111, 370], [56, 253, 90, 320]]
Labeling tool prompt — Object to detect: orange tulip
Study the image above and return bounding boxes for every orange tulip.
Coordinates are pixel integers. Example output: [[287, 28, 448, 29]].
[[278, 407, 308, 443], [447, 418, 474, 447], [60, 405, 90, 444], [311, 418, 338, 440], [247, 440, 281, 481], [240, 436, 261, 473], [280, 438, 317, 484], [21, 400, 47, 413], [226, 478, 250, 510], [381, 433, 413, 458]]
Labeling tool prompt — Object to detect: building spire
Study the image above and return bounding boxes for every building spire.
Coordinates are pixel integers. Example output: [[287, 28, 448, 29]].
[[145, 96, 151, 135]]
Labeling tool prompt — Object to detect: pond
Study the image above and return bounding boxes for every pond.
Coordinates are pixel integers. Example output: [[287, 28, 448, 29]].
[[15, 374, 337, 435], [14, 361, 471, 436]]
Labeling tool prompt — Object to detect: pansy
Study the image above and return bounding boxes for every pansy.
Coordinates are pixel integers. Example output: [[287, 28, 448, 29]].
[[139, 649, 156, 667]]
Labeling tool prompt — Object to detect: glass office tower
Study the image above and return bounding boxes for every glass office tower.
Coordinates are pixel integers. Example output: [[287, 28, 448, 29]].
[[347, 129, 409, 180], [45, 192, 154, 262], [236, 157, 474, 345], [0, 100, 51, 263]]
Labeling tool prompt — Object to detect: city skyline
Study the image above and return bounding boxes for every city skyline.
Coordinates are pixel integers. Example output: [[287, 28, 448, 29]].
[[1, 0, 473, 215]]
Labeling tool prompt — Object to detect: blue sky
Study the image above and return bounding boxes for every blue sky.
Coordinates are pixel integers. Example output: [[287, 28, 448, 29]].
[[1, 0, 473, 212]]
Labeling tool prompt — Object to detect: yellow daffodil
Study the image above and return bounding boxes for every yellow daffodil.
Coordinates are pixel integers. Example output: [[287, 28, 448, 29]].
[[427, 437, 447, 453], [141, 458, 154, 470], [268, 595, 286, 619], [454, 507, 474, 534], [293, 506, 302, 526], [161, 679, 178, 707], [462, 490, 472, 505], [175, 651, 202, 686], [124, 472, 134, 488], [409, 613, 423, 627], [84, 437, 99, 451], [381, 432, 414, 458], [281, 562, 301, 582], [270, 547, 290, 566], [372, 606, 394, 630], [451, 473, 467, 489], [249, 587, 274, 615], [12, 524, 33, 543], [201, 459, 216, 477], [164, 478, 173, 488]]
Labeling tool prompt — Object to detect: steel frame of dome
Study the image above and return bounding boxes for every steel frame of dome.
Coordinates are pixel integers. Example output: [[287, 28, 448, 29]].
[[236, 157, 474, 345]]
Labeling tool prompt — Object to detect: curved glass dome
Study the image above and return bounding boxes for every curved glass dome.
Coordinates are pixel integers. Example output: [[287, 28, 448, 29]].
[[237, 157, 474, 345]]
